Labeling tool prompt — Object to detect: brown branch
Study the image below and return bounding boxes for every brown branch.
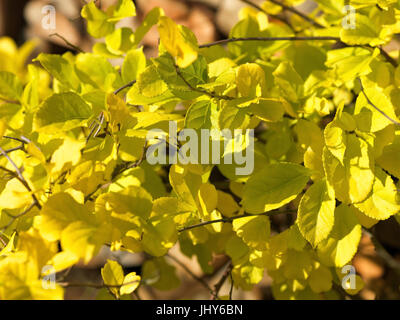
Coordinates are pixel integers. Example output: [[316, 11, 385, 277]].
[[377, 46, 398, 68], [114, 80, 136, 95], [2, 136, 30, 144], [240, 0, 293, 30], [86, 112, 105, 143], [199, 36, 339, 48], [364, 229, 400, 276], [267, 0, 324, 28], [358, 78, 400, 126], [229, 272, 234, 300], [0, 202, 37, 232], [58, 278, 141, 289], [49, 33, 84, 53], [84, 145, 147, 202], [0, 235, 7, 247], [0, 97, 19, 104], [174, 64, 233, 100], [0, 147, 42, 209], [166, 253, 214, 294], [211, 261, 233, 300], [0, 145, 24, 157], [178, 210, 296, 233]]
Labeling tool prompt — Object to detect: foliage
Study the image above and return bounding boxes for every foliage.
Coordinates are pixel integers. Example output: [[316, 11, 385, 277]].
[[0, 0, 400, 300]]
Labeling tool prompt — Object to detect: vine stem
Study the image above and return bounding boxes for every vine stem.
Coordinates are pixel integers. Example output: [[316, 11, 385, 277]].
[[199, 36, 339, 48], [178, 210, 296, 233]]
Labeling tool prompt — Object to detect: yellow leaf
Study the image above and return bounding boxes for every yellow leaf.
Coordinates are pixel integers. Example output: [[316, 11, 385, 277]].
[[101, 259, 124, 297], [158, 16, 198, 68], [120, 272, 141, 295]]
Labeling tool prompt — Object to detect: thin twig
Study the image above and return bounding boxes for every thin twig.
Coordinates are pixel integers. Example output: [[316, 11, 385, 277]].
[[0, 145, 24, 157], [2, 136, 29, 144], [86, 80, 137, 143], [358, 78, 400, 126], [199, 36, 339, 48], [178, 210, 296, 233], [0, 164, 41, 210], [0, 146, 27, 185], [175, 64, 233, 100], [364, 229, 400, 276], [166, 253, 214, 294], [240, 0, 293, 30], [58, 279, 141, 289], [229, 272, 234, 300], [49, 33, 84, 53], [0, 97, 19, 104], [211, 261, 233, 300], [84, 145, 147, 202], [86, 112, 105, 143], [0, 235, 6, 247], [377, 46, 398, 67], [268, 0, 324, 28], [114, 80, 136, 95], [0, 202, 37, 232]]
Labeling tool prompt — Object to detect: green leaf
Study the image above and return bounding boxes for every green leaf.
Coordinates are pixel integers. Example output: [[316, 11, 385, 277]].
[[317, 204, 362, 267], [158, 16, 198, 68], [120, 272, 141, 295], [323, 134, 374, 204], [353, 167, 400, 220], [377, 134, 400, 178], [325, 47, 377, 82], [297, 179, 336, 247], [37, 192, 96, 241], [101, 186, 153, 219], [232, 215, 270, 250], [340, 14, 385, 46], [236, 63, 266, 97], [243, 163, 311, 214], [249, 98, 286, 122], [122, 47, 146, 84], [137, 65, 168, 98], [75, 53, 120, 91], [101, 260, 124, 297], [185, 100, 213, 130], [0, 71, 23, 101], [109, 0, 136, 22], [105, 28, 134, 55], [273, 61, 304, 102], [81, 1, 115, 38], [355, 87, 400, 133], [33, 92, 92, 133], [308, 263, 332, 293], [132, 7, 163, 47], [142, 258, 180, 291], [34, 53, 79, 90]]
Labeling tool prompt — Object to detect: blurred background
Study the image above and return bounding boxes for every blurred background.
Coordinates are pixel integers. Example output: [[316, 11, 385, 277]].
[[1, 0, 400, 300]]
